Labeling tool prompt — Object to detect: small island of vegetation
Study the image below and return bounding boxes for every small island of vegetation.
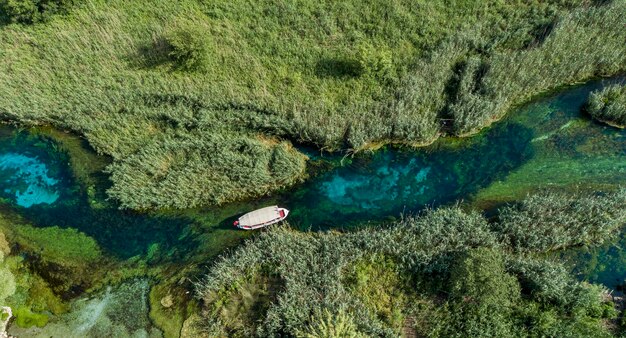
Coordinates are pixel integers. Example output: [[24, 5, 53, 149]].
[[586, 84, 626, 129]]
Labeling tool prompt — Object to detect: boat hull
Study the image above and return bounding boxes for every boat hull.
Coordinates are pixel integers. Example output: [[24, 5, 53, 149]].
[[234, 206, 289, 230]]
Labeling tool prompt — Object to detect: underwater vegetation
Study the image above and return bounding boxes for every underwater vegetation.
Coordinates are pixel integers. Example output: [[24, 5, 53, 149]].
[[287, 122, 535, 229], [7, 279, 163, 337], [197, 189, 626, 337], [585, 83, 626, 128]]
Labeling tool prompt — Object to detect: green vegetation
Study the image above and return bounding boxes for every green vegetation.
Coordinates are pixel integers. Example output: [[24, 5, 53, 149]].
[[13, 306, 48, 328], [11, 225, 102, 264], [586, 84, 626, 128], [436, 248, 521, 337], [0, 0, 75, 24], [164, 14, 212, 72], [296, 309, 365, 338], [344, 255, 405, 329], [197, 189, 626, 337], [496, 190, 626, 252], [0, 0, 624, 209], [0, 233, 16, 305]]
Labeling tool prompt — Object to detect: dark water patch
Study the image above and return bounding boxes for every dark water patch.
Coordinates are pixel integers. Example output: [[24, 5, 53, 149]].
[[20, 204, 199, 261], [558, 230, 626, 293]]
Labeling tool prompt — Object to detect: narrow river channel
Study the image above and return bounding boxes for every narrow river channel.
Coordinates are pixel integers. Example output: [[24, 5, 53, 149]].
[[0, 77, 624, 300]]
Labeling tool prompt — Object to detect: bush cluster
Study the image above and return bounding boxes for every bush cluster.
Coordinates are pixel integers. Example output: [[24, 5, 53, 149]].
[[0, 0, 75, 24], [164, 16, 212, 72], [586, 84, 626, 128], [496, 189, 626, 252], [197, 189, 626, 337]]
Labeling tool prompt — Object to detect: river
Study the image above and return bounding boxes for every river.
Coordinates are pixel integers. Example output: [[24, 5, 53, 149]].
[[0, 77, 624, 335]]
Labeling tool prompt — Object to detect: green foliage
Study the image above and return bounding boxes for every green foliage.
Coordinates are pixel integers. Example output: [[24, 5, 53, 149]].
[[356, 42, 393, 80], [400, 206, 498, 257], [14, 306, 48, 328], [586, 84, 626, 128], [198, 190, 620, 337], [296, 309, 366, 338], [2, 0, 620, 209], [0, 0, 75, 24], [204, 273, 277, 337], [106, 134, 307, 209], [438, 248, 520, 337], [444, 3, 626, 135], [344, 254, 405, 330], [496, 189, 626, 252], [0, 252, 16, 304], [164, 14, 212, 72]]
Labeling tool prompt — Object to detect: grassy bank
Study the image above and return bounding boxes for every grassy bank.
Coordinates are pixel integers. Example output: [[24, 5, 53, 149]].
[[196, 189, 626, 337], [0, 1, 624, 209]]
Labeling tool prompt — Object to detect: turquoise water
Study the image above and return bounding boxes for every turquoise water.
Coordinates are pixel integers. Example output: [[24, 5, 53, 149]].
[[0, 152, 60, 207], [0, 78, 624, 287], [0, 128, 199, 261]]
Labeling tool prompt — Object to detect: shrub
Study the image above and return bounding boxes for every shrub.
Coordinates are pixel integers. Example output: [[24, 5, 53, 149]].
[[356, 42, 393, 80], [164, 16, 212, 72], [586, 83, 626, 128], [439, 247, 520, 338], [296, 309, 366, 338], [344, 254, 405, 330], [0, 0, 75, 24]]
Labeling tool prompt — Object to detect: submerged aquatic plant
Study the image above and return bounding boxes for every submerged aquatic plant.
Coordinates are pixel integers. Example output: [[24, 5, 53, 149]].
[[10, 279, 161, 337]]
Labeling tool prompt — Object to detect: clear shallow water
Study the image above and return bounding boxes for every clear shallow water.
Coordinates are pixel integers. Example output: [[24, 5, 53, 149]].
[[285, 122, 535, 228], [0, 78, 624, 287], [0, 153, 60, 207]]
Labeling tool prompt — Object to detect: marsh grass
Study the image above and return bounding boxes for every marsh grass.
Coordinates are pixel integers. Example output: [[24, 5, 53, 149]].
[[197, 189, 626, 336], [0, 0, 626, 209], [1, 0, 622, 209]]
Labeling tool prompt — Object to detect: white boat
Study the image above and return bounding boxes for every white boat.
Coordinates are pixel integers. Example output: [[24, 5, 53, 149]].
[[233, 205, 289, 230]]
